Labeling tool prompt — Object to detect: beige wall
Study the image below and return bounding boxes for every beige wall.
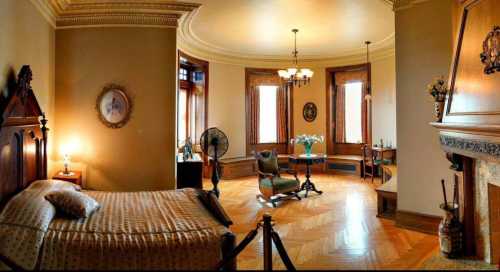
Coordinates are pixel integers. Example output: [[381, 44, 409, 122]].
[[206, 55, 397, 158], [395, 0, 456, 216], [0, 0, 55, 169], [55, 27, 177, 191], [207, 62, 246, 158], [292, 67, 327, 155], [372, 56, 397, 147]]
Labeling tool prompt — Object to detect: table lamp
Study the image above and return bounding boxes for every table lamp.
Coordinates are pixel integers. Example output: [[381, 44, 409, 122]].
[[62, 153, 74, 176]]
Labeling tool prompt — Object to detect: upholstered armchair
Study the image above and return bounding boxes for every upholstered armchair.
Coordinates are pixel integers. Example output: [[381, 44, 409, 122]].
[[255, 150, 301, 207]]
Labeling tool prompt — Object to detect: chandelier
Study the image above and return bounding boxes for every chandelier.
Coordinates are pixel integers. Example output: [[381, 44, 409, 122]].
[[278, 29, 313, 87]]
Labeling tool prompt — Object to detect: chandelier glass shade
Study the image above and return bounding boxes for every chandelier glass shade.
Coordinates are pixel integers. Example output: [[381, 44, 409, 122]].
[[278, 29, 313, 87]]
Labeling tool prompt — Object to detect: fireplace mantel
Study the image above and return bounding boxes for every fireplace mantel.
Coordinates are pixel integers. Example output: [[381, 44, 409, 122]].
[[431, 0, 500, 161], [431, 122, 500, 163], [429, 0, 499, 263]]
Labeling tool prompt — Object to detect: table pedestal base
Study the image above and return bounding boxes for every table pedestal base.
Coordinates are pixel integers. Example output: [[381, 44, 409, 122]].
[[288, 154, 325, 198], [300, 162, 323, 198], [300, 179, 322, 198]]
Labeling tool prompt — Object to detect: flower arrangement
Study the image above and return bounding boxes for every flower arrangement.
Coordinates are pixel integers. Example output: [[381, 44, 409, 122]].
[[427, 76, 449, 122], [291, 134, 324, 156], [427, 77, 448, 102]]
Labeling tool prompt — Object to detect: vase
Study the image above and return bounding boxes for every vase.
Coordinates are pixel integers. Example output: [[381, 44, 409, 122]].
[[304, 143, 312, 156], [434, 101, 445, 122], [438, 202, 462, 258]]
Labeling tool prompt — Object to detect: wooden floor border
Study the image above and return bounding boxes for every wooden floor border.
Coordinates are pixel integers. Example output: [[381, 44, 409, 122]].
[[396, 210, 441, 235]]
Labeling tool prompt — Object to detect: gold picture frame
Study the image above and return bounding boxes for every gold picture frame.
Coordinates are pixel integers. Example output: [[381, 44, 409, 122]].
[[96, 84, 133, 129]]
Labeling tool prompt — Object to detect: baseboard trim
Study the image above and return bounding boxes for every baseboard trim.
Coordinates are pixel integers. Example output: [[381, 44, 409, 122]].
[[396, 210, 441, 235]]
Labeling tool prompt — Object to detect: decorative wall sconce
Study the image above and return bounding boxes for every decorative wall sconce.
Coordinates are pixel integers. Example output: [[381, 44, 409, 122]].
[[480, 26, 499, 75]]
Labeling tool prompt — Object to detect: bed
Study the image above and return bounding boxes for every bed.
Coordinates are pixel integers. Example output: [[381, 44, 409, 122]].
[[0, 66, 235, 270]]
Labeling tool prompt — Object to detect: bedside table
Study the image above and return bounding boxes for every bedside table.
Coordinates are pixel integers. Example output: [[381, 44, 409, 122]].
[[53, 170, 82, 186]]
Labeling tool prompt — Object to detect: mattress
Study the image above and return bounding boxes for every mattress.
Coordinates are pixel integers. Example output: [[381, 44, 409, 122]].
[[0, 180, 232, 270]]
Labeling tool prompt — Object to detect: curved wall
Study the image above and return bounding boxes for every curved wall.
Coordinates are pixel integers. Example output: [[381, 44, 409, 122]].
[[180, 44, 397, 158]]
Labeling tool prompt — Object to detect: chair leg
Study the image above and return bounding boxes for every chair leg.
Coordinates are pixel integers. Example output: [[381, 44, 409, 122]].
[[295, 192, 301, 201], [258, 194, 278, 208]]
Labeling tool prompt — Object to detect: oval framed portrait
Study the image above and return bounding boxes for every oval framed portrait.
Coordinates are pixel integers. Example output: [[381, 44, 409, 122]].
[[303, 102, 317, 122], [96, 84, 132, 129]]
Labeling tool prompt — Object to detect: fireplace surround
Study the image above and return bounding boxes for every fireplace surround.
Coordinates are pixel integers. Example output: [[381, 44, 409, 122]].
[[431, 0, 499, 264], [431, 132, 500, 264]]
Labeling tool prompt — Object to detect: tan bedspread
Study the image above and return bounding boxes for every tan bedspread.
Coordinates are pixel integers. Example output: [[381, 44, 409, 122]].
[[39, 188, 230, 270]]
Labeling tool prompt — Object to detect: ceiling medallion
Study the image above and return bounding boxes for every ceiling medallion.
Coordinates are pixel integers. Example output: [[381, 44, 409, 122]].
[[480, 26, 500, 75], [278, 29, 314, 87]]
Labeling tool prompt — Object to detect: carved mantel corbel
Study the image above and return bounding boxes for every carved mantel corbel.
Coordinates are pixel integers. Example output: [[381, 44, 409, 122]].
[[446, 152, 464, 172]]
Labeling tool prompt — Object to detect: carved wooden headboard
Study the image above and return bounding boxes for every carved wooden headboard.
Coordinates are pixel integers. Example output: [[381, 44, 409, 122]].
[[0, 65, 48, 207]]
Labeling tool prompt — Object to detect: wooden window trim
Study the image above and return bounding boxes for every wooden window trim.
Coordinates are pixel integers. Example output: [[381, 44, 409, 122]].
[[177, 51, 209, 144], [178, 88, 189, 147], [245, 68, 294, 156], [325, 63, 372, 155]]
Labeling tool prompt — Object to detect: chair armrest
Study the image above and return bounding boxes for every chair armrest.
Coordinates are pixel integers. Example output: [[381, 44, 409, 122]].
[[257, 170, 276, 179], [279, 168, 298, 179]]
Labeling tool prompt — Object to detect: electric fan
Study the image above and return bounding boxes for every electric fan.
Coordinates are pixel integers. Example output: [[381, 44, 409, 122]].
[[200, 127, 229, 197]]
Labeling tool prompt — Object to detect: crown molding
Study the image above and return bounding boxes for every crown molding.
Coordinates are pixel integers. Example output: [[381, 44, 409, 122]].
[[393, 0, 433, 11], [29, 0, 57, 28], [379, 0, 396, 8], [178, 8, 395, 67], [30, 0, 200, 29], [178, 35, 395, 68]]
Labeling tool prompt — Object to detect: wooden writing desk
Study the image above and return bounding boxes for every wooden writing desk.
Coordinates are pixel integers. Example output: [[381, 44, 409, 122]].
[[372, 147, 397, 164]]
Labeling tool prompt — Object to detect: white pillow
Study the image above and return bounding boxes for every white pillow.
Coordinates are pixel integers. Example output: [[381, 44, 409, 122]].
[[28, 179, 81, 192]]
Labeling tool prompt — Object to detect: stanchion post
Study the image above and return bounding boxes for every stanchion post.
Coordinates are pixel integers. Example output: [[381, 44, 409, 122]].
[[263, 214, 273, 271]]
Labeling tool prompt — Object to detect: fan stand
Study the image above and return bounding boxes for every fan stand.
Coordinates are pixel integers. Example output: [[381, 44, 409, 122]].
[[211, 141, 220, 198]]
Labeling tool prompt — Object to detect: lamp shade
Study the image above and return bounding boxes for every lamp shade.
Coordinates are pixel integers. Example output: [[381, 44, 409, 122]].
[[301, 68, 313, 78], [287, 68, 297, 75], [278, 70, 289, 78]]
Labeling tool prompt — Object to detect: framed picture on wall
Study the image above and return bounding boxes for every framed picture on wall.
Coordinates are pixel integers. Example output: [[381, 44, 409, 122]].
[[96, 84, 133, 129], [303, 102, 317, 122]]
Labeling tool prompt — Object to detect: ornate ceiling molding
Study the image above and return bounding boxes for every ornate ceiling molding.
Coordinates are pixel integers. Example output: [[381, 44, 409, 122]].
[[178, 7, 396, 66], [392, 0, 433, 11], [30, 0, 57, 28], [30, 0, 200, 29], [178, 36, 395, 68]]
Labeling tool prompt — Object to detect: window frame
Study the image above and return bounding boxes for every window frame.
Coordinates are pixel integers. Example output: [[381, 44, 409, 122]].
[[258, 85, 279, 144], [245, 68, 294, 156], [177, 88, 189, 147], [343, 81, 364, 144], [177, 51, 209, 149], [325, 63, 372, 155]]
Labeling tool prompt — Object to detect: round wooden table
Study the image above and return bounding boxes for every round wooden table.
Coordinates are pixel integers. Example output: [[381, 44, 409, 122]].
[[288, 154, 325, 197]]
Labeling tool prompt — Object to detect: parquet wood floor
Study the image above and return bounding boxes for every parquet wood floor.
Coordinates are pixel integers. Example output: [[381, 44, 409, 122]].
[[204, 173, 439, 270]]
